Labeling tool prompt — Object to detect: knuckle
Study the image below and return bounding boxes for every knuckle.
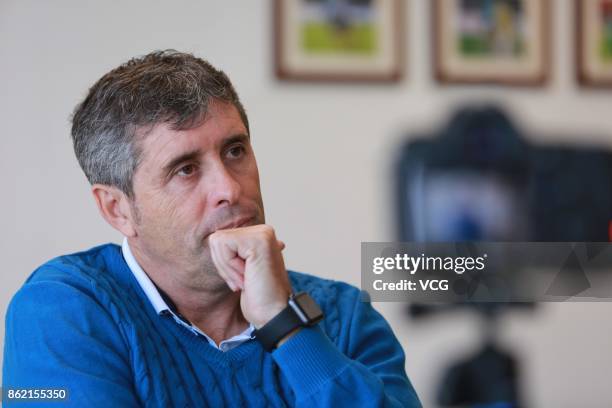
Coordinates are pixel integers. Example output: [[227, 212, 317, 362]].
[[210, 229, 227, 240], [256, 224, 276, 240]]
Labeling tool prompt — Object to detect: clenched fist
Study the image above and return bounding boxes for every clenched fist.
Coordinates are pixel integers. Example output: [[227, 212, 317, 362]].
[[208, 225, 292, 328]]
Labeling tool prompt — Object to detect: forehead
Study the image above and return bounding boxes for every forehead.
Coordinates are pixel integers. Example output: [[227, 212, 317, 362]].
[[137, 102, 248, 166]]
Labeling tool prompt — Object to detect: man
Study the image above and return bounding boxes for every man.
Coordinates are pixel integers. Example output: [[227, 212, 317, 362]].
[[3, 50, 420, 407]]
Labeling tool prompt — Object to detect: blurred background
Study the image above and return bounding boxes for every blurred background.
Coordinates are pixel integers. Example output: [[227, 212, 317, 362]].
[[1, 0, 611, 406]]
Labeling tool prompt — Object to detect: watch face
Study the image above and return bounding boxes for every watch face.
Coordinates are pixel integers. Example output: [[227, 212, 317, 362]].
[[292, 292, 323, 322]]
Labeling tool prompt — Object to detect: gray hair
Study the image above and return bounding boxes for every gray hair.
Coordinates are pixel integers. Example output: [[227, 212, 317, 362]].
[[71, 49, 249, 198]]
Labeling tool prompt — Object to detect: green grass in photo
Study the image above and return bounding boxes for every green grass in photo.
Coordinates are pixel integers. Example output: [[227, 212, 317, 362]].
[[459, 35, 525, 57], [460, 35, 491, 56], [301, 22, 377, 55], [601, 28, 612, 60]]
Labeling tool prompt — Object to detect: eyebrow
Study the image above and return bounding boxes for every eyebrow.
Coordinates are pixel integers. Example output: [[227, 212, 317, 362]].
[[160, 133, 250, 176], [222, 133, 250, 150], [161, 149, 201, 177]]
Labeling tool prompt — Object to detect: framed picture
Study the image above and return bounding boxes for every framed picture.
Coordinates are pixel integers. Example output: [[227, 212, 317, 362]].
[[576, 0, 612, 86], [274, 0, 404, 82], [433, 0, 550, 85]]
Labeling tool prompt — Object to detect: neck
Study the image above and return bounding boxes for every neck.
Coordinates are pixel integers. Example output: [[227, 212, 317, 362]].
[[127, 240, 248, 345], [168, 285, 248, 346]]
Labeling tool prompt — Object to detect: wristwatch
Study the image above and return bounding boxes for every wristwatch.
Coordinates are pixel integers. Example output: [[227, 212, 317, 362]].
[[253, 292, 324, 352]]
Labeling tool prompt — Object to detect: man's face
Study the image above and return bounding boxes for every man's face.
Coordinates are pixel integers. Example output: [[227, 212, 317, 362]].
[[128, 101, 265, 288]]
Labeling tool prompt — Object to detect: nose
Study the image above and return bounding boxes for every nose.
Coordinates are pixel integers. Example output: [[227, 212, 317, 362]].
[[205, 160, 241, 208]]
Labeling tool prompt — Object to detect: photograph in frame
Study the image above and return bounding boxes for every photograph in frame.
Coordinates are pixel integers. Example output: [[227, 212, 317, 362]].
[[274, 0, 404, 82], [433, 0, 550, 85], [576, 0, 612, 86]]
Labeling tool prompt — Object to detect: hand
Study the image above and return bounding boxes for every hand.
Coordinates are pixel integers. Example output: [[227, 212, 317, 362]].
[[208, 224, 292, 328]]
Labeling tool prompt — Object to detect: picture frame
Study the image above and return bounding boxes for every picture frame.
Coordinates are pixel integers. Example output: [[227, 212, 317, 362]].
[[433, 0, 550, 85], [274, 0, 404, 82], [576, 0, 612, 87]]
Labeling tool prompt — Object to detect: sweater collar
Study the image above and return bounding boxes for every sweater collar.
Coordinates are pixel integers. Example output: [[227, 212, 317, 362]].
[[120, 238, 254, 351]]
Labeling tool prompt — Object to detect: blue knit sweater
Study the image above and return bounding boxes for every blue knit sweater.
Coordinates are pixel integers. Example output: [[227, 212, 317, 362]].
[[3, 244, 420, 407]]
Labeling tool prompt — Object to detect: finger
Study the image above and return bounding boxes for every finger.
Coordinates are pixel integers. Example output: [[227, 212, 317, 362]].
[[213, 232, 248, 288], [209, 237, 243, 291], [227, 256, 245, 289], [226, 279, 237, 292], [217, 243, 245, 290]]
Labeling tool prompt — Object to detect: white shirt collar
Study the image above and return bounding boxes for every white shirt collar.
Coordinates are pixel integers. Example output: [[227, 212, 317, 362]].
[[121, 238, 254, 351]]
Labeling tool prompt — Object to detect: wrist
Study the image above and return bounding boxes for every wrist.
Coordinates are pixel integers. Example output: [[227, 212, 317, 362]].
[[252, 301, 288, 329], [253, 292, 324, 352]]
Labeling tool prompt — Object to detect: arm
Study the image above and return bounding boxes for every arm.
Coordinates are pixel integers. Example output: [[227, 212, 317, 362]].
[[3, 279, 140, 407], [209, 225, 421, 407], [271, 290, 421, 407]]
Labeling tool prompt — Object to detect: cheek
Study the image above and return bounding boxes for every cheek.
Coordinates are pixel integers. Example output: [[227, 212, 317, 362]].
[[164, 188, 209, 234], [240, 161, 262, 196], [137, 190, 192, 232]]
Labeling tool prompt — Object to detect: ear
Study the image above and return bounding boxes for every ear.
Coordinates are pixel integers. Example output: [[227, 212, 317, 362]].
[[91, 184, 138, 237]]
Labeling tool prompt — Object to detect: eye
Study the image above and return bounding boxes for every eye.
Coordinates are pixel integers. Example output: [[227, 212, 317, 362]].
[[226, 144, 246, 159], [176, 163, 198, 177]]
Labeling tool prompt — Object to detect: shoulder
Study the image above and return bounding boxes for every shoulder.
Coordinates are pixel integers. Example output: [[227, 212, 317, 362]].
[[8, 243, 130, 322], [26, 243, 121, 282], [27, 243, 122, 285], [4, 245, 138, 396], [22, 243, 129, 296]]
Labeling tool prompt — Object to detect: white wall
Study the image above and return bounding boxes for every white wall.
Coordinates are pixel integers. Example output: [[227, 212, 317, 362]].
[[1, 0, 611, 406]]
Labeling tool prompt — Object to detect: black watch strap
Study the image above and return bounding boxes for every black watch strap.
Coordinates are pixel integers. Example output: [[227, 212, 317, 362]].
[[253, 305, 302, 352]]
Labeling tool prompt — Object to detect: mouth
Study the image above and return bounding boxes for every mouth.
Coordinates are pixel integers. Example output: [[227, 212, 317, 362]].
[[203, 216, 256, 240], [218, 216, 254, 231]]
